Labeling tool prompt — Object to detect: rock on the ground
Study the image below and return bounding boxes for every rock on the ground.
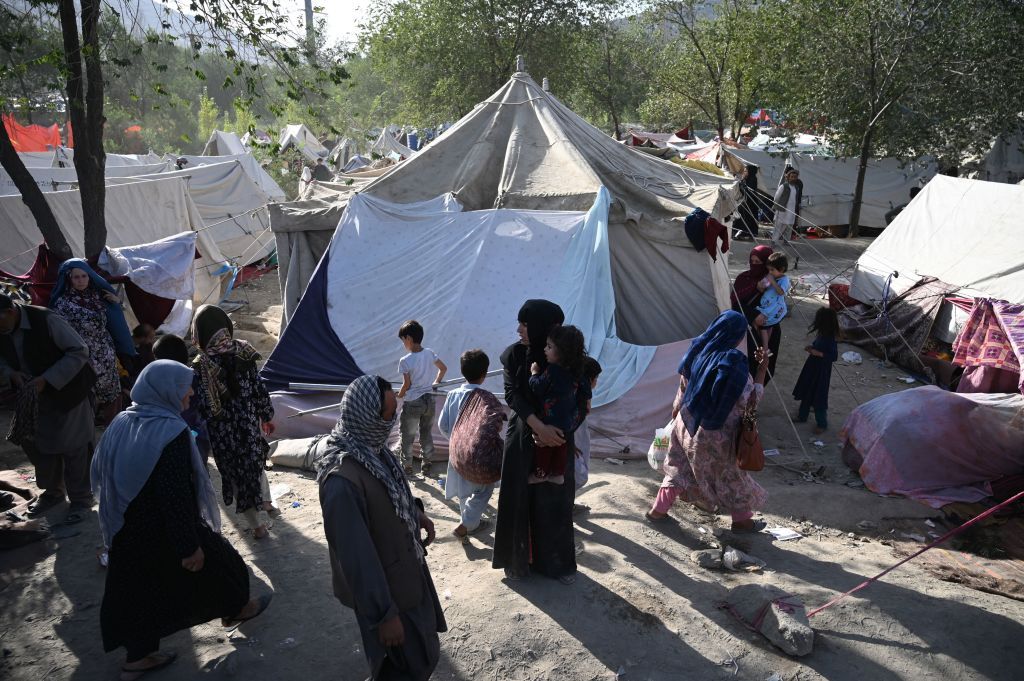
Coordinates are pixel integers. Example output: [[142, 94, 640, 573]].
[[690, 549, 724, 570], [724, 584, 814, 656]]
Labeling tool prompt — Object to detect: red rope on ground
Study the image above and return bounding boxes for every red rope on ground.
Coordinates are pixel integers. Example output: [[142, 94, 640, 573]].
[[806, 489, 1024, 618]]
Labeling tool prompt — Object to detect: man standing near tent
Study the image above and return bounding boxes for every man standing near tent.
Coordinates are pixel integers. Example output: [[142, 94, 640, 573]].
[[0, 293, 96, 525], [312, 157, 332, 182], [772, 168, 803, 244]]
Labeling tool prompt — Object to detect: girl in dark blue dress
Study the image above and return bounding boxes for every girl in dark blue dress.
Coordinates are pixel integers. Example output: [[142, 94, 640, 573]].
[[793, 308, 839, 433]]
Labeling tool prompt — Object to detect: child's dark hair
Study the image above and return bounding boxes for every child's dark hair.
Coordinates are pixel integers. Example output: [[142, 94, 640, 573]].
[[767, 251, 788, 273], [152, 334, 189, 365], [809, 307, 840, 338], [460, 349, 489, 382], [398, 320, 424, 344], [582, 356, 602, 382], [547, 325, 586, 378], [132, 323, 154, 339]]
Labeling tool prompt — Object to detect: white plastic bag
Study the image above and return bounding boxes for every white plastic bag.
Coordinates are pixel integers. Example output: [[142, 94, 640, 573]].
[[647, 421, 673, 471]]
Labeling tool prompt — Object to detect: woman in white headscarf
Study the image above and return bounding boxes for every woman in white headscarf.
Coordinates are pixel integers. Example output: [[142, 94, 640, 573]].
[[92, 360, 272, 680]]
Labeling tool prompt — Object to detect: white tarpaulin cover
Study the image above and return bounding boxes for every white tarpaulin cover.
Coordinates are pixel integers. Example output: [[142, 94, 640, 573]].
[[748, 132, 829, 155], [16, 151, 56, 168], [266, 189, 655, 406], [279, 124, 328, 162], [849, 175, 1024, 305], [789, 154, 936, 229], [99, 231, 198, 300], [108, 160, 275, 265], [356, 71, 740, 345], [0, 161, 170, 197], [172, 153, 286, 202], [53, 147, 163, 167]]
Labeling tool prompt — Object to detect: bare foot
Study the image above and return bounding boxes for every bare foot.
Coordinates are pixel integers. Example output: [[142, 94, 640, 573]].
[[120, 651, 177, 680], [253, 525, 269, 540]]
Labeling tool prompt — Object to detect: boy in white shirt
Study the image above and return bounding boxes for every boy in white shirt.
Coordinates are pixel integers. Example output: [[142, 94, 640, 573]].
[[396, 320, 447, 475]]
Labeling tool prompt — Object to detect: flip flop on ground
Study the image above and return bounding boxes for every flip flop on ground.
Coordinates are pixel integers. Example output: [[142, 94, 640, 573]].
[[120, 650, 177, 681], [222, 592, 273, 631]]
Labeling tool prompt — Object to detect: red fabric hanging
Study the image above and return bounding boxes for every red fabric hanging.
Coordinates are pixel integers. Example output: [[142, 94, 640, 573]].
[[3, 113, 61, 152]]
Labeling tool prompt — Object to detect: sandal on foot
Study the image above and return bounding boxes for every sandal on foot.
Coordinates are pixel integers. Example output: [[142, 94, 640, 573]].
[[467, 518, 490, 535], [120, 651, 177, 681], [645, 511, 672, 524], [452, 525, 468, 543], [730, 519, 767, 534], [63, 503, 91, 525], [222, 592, 273, 631]]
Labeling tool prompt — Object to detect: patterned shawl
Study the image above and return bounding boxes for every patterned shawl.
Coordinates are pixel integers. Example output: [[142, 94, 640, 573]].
[[191, 305, 261, 418], [678, 310, 750, 433], [316, 375, 423, 561]]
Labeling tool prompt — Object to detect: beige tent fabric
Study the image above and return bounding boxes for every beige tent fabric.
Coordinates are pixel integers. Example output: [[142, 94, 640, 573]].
[[0, 176, 226, 315], [358, 72, 740, 345]]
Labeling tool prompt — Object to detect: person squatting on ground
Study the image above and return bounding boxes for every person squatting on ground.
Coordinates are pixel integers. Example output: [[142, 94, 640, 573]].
[[793, 307, 840, 434], [0, 293, 96, 525], [646, 311, 771, 533], [752, 251, 791, 350], [438, 349, 499, 541], [192, 305, 277, 539], [396, 320, 447, 476], [92, 361, 271, 681], [318, 375, 447, 681], [527, 325, 591, 485], [492, 300, 578, 584]]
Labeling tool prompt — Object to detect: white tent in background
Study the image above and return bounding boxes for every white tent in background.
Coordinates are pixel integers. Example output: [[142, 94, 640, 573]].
[[720, 147, 790, 189], [968, 133, 1024, 184], [0, 161, 171, 196], [788, 153, 936, 229], [16, 151, 56, 168], [0, 176, 227, 334], [278, 124, 328, 161], [241, 129, 273, 147], [747, 132, 830, 155], [368, 129, 415, 160], [171, 153, 286, 202], [108, 161, 276, 265], [328, 137, 359, 170], [201, 130, 247, 156], [850, 176, 1024, 306], [52, 146, 163, 167]]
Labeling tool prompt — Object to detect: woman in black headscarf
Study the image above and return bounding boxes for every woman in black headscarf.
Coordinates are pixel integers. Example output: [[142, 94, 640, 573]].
[[735, 165, 760, 241], [492, 300, 577, 583]]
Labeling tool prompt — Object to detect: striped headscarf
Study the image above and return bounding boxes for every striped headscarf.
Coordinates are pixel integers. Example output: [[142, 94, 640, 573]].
[[316, 375, 422, 560]]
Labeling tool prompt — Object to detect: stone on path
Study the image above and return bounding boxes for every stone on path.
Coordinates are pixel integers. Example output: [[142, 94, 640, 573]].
[[723, 584, 814, 656]]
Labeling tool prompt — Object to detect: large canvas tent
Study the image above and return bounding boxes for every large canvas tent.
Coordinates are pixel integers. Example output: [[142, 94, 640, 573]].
[[850, 175, 1024, 306], [107, 160, 276, 265], [368, 129, 416, 160], [0, 176, 227, 332], [353, 71, 740, 346], [0, 161, 171, 196], [172, 153, 287, 202], [720, 147, 790, 190], [788, 154, 936, 229]]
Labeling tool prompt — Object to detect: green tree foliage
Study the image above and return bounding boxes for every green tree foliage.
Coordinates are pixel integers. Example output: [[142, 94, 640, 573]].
[[197, 89, 223, 144], [770, 0, 1024, 233], [362, 0, 605, 127]]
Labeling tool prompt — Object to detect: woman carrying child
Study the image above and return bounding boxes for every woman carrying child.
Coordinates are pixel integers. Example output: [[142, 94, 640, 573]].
[[528, 325, 590, 485], [492, 300, 578, 584], [731, 245, 782, 384], [792, 308, 840, 434]]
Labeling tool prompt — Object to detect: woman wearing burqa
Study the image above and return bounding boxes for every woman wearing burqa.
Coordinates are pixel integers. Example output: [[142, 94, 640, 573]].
[[731, 245, 781, 384], [492, 299, 577, 583], [92, 361, 270, 680], [318, 375, 446, 681]]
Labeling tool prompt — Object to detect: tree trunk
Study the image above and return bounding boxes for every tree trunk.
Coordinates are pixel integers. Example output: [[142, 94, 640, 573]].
[[58, 0, 106, 260], [847, 125, 874, 238], [715, 91, 725, 140], [0, 119, 73, 262]]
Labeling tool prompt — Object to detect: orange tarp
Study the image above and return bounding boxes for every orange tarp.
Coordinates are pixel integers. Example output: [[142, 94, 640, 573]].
[[2, 113, 61, 152]]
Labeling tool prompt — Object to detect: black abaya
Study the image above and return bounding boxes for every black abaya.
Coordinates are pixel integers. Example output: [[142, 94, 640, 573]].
[[100, 431, 249, 655], [491, 342, 576, 579]]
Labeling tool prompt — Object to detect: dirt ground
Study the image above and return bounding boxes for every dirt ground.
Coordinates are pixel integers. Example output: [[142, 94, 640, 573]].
[[1, 235, 1022, 681]]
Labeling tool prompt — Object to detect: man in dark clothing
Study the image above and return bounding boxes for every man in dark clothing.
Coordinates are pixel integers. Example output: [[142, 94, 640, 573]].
[[0, 294, 96, 525], [885, 186, 922, 225], [312, 157, 332, 182]]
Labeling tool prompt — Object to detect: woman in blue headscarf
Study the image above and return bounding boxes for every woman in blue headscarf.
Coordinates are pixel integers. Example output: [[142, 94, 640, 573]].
[[646, 311, 771, 533], [92, 361, 271, 679], [50, 258, 135, 417]]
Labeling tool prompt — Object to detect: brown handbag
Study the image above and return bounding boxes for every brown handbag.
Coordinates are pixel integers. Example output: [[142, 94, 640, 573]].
[[736, 398, 765, 472]]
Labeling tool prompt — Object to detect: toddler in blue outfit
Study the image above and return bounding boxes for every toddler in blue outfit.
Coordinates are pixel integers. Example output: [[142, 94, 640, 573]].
[[754, 251, 791, 349]]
